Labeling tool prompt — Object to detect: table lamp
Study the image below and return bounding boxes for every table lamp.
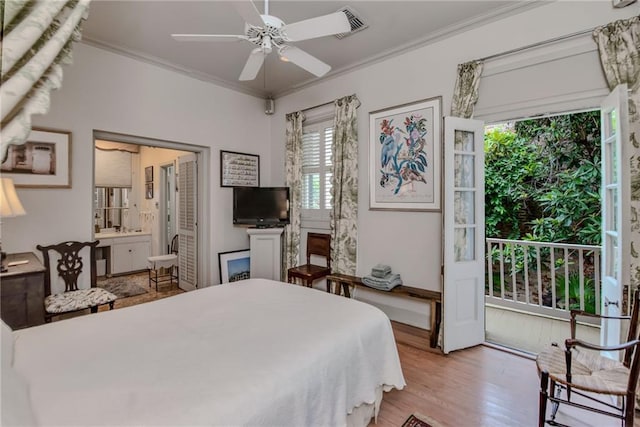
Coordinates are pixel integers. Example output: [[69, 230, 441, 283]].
[[0, 177, 26, 272]]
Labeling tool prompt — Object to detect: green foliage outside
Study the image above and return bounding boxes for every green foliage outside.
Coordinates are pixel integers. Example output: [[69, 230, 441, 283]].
[[484, 110, 601, 246], [555, 273, 597, 314]]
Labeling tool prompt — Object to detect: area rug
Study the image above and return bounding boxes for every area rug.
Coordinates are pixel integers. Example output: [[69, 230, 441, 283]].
[[98, 276, 148, 298], [402, 413, 443, 427]]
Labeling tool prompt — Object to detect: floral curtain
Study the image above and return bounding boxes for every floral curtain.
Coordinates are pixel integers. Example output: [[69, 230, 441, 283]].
[[283, 111, 305, 279], [331, 94, 360, 275], [450, 60, 484, 118], [1, 0, 91, 160], [593, 16, 640, 290]]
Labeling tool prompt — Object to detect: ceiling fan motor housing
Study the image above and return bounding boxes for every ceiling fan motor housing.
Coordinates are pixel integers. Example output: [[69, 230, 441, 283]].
[[246, 14, 286, 51]]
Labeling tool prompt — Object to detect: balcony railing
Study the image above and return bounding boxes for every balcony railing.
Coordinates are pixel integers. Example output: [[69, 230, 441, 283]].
[[485, 238, 601, 322]]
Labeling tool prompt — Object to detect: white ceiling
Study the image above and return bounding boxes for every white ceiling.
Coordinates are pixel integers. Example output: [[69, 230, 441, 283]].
[[81, 1, 535, 99]]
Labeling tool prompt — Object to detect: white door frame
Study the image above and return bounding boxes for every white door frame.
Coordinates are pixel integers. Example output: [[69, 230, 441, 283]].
[[92, 130, 211, 288]]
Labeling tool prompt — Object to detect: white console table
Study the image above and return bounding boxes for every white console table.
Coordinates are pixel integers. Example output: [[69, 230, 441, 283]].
[[247, 228, 284, 281]]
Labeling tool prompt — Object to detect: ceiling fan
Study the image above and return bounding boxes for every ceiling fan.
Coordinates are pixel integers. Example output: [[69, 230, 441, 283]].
[[171, 0, 351, 81]]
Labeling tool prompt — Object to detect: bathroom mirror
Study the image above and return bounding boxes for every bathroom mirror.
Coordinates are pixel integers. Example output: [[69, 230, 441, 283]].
[[94, 187, 129, 230]]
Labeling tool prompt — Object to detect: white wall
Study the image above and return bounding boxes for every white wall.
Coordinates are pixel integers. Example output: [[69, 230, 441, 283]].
[[269, 1, 639, 328], [3, 43, 270, 286]]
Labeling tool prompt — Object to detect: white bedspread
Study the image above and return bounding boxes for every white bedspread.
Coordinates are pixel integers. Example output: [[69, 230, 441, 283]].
[[13, 279, 405, 426]]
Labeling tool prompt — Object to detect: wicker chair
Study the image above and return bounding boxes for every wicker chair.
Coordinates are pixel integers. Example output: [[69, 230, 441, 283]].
[[536, 290, 640, 427]]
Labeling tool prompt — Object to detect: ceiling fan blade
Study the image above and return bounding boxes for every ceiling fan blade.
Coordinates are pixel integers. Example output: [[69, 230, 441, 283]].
[[233, 1, 264, 27], [282, 11, 350, 42], [280, 46, 331, 77], [239, 48, 266, 81], [171, 34, 248, 42]]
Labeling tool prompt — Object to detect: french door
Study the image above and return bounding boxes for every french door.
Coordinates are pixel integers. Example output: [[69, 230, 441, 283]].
[[442, 117, 486, 354], [600, 84, 629, 355]]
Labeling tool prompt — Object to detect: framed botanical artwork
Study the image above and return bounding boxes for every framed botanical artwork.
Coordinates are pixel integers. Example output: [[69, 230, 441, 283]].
[[1, 128, 72, 188], [369, 96, 442, 211], [145, 166, 153, 183], [218, 249, 250, 283], [145, 182, 153, 199], [220, 150, 259, 187]]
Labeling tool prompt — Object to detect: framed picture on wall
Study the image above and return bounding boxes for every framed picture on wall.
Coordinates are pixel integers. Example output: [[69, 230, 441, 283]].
[[145, 166, 153, 183], [369, 96, 442, 211], [218, 249, 250, 283], [145, 182, 153, 199], [1, 128, 72, 188], [220, 150, 259, 187]]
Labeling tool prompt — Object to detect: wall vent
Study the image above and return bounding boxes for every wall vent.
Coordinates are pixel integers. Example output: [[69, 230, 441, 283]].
[[335, 6, 368, 39]]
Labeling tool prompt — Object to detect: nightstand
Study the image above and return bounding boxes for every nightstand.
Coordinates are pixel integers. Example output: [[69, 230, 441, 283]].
[[0, 252, 46, 329]]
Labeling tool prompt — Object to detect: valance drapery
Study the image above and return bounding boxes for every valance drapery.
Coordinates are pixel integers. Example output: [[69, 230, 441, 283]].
[[450, 60, 483, 118], [1, 0, 91, 160]]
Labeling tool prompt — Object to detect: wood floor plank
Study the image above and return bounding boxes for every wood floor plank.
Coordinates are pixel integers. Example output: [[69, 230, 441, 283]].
[[377, 322, 640, 427]]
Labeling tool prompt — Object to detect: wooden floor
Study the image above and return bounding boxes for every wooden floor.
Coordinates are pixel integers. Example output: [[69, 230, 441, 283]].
[[85, 277, 639, 426], [379, 323, 640, 427]]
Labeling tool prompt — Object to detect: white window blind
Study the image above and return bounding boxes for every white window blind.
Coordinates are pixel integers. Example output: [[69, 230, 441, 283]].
[[94, 149, 132, 188], [474, 35, 608, 123], [302, 119, 333, 222]]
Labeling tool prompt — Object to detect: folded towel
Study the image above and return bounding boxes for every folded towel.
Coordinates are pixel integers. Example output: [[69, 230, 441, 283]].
[[362, 273, 402, 291], [371, 264, 392, 278]]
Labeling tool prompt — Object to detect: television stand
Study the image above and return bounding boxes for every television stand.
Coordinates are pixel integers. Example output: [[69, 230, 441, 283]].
[[247, 228, 284, 281]]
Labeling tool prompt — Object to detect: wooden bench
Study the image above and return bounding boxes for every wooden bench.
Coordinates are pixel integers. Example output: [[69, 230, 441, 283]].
[[326, 273, 442, 348]]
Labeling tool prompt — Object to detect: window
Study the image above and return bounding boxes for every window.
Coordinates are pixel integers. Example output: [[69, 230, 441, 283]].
[[302, 119, 333, 223]]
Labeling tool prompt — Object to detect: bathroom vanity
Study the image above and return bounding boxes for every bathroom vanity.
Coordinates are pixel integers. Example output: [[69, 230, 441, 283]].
[[95, 231, 151, 276]]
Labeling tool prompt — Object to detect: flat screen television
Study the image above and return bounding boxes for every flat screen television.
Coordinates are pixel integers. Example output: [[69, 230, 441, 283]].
[[233, 187, 290, 227]]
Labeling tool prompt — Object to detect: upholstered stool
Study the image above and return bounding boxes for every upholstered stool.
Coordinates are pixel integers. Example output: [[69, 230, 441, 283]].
[[147, 254, 178, 290]]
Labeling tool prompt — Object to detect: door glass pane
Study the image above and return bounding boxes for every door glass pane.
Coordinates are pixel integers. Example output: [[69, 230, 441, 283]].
[[454, 227, 475, 262], [454, 191, 475, 225], [454, 154, 474, 187], [612, 141, 618, 178], [613, 189, 618, 231], [613, 237, 619, 277], [454, 130, 474, 151], [606, 109, 617, 139]]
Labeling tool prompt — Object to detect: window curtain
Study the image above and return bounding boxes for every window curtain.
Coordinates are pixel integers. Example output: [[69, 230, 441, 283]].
[[283, 111, 305, 279], [1, 0, 91, 161], [331, 94, 360, 275], [450, 60, 484, 118], [593, 15, 640, 289]]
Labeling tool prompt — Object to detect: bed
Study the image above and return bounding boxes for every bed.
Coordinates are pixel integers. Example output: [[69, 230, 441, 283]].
[[2, 278, 406, 426]]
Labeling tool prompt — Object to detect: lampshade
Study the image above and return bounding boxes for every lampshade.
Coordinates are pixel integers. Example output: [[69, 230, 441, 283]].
[[0, 178, 26, 218]]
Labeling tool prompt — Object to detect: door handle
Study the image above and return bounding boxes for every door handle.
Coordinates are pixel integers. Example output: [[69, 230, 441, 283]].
[[604, 297, 619, 308]]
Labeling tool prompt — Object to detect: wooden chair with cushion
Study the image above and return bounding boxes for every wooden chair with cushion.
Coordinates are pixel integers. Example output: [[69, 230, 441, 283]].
[[37, 241, 117, 322], [536, 290, 640, 427], [287, 232, 331, 288]]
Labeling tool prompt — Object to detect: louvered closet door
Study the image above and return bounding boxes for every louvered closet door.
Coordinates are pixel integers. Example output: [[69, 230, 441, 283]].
[[178, 153, 197, 291]]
